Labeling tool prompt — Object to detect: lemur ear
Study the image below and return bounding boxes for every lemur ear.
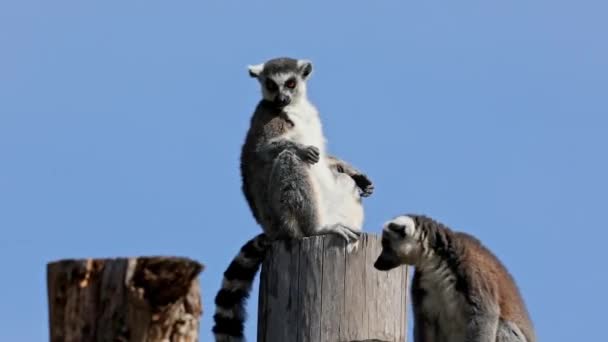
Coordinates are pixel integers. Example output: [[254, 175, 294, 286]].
[[297, 59, 313, 79], [248, 63, 264, 78]]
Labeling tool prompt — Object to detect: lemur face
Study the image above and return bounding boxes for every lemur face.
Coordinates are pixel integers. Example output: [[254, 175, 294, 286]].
[[374, 215, 422, 271], [248, 58, 313, 109]]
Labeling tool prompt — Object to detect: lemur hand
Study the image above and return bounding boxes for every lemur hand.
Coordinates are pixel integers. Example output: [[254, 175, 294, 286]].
[[352, 174, 374, 197], [300, 146, 320, 164]]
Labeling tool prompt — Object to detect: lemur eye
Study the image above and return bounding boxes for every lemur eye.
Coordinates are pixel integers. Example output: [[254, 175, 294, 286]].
[[285, 79, 296, 89], [265, 79, 278, 92]]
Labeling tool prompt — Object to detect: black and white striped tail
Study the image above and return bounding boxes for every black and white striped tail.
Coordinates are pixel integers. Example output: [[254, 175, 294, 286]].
[[213, 233, 270, 342]]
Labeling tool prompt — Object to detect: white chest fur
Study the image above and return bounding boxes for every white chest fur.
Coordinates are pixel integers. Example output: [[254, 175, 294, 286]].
[[283, 102, 326, 151], [281, 102, 363, 231]]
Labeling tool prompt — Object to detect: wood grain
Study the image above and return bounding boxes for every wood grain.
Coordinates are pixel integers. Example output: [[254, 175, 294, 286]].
[[258, 234, 408, 342], [47, 257, 203, 342]]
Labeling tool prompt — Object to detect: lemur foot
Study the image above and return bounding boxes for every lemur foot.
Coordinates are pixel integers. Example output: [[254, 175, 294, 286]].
[[299, 145, 320, 164], [318, 223, 361, 243], [351, 174, 374, 197], [346, 240, 360, 253]]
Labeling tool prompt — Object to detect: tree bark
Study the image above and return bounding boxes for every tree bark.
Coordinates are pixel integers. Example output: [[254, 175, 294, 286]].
[[258, 234, 409, 342], [47, 257, 203, 342]]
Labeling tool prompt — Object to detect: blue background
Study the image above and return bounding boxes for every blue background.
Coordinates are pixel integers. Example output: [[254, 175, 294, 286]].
[[1, 1, 606, 341]]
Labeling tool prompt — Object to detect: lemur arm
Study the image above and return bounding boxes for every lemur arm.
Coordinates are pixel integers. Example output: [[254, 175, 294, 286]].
[[465, 312, 499, 342], [413, 314, 437, 342], [257, 139, 319, 164], [412, 280, 438, 342], [465, 282, 500, 342], [326, 155, 374, 197]]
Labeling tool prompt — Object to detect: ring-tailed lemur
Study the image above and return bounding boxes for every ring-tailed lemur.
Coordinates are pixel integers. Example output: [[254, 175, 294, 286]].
[[213, 57, 374, 341], [374, 215, 535, 342]]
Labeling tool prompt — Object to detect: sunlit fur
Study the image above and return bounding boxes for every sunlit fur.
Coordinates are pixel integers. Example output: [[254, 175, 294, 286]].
[[375, 214, 535, 342], [249, 58, 363, 233], [214, 57, 373, 342]]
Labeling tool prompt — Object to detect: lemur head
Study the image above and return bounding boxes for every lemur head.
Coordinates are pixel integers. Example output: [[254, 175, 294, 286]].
[[248, 57, 313, 109], [374, 215, 423, 271]]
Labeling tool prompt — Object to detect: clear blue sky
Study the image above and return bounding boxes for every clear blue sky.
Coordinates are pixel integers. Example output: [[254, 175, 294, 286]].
[[1, 1, 606, 341]]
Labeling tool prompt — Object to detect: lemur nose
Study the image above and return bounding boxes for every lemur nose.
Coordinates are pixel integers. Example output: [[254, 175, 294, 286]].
[[276, 94, 291, 106]]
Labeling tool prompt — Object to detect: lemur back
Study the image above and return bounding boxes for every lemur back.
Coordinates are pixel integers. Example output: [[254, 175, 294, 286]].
[[214, 57, 374, 342], [375, 215, 535, 342]]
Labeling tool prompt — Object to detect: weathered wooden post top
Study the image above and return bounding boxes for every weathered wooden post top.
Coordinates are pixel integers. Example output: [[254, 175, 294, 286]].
[[258, 233, 409, 342], [47, 256, 203, 342]]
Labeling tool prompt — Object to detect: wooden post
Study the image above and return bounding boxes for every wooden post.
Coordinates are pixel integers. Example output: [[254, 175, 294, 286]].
[[47, 256, 203, 342], [258, 234, 409, 342]]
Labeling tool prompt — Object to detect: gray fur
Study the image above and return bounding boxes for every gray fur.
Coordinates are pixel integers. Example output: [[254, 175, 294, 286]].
[[375, 215, 535, 342], [240, 101, 321, 240], [267, 149, 318, 238], [241, 57, 373, 240], [249, 57, 299, 77], [214, 57, 373, 341]]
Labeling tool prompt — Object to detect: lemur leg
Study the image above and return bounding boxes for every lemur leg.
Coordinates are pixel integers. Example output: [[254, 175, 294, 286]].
[[267, 150, 320, 239], [495, 321, 528, 342], [413, 319, 438, 342], [268, 149, 362, 243], [465, 313, 499, 342], [412, 292, 438, 342], [326, 155, 374, 197], [313, 223, 361, 242]]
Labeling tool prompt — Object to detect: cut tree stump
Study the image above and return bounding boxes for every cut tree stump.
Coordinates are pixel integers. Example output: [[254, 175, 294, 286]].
[[258, 234, 409, 342], [47, 256, 203, 342]]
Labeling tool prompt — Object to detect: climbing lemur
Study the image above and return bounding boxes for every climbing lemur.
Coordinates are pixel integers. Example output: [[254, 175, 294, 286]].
[[213, 57, 374, 341], [374, 215, 535, 342]]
